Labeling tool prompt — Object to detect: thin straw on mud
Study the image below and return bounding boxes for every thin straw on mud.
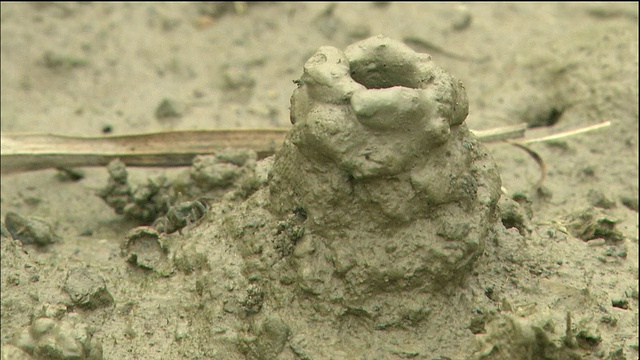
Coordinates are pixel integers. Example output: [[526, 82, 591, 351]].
[[506, 121, 611, 190], [509, 142, 547, 190], [516, 121, 611, 145], [471, 123, 528, 142], [0, 121, 611, 174], [403, 36, 490, 63], [1, 129, 289, 174]]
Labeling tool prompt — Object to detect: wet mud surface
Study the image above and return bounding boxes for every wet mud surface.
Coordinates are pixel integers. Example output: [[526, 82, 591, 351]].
[[1, 3, 638, 359]]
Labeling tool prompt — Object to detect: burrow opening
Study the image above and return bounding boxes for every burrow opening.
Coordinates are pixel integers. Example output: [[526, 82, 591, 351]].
[[349, 61, 421, 90]]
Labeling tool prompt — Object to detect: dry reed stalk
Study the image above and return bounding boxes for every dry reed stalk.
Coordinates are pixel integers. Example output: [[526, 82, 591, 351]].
[[0, 122, 610, 174], [1, 129, 288, 174], [506, 121, 611, 189]]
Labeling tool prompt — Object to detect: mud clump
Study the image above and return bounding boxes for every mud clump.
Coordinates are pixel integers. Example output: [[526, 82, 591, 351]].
[[13, 313, 103, 360], [122, 226, 174, 275], [97, 159, 171, 224], [470, 313, 582, 360], [97, 149, 260, 225], [268, 35, 502, 302], [63, 267, 114, 310], [175, 35, 506, 358], [4, 212, 61, 246]]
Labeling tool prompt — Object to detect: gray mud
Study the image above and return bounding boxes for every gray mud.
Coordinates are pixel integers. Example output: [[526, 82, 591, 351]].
[[1, 3, 638, 359]]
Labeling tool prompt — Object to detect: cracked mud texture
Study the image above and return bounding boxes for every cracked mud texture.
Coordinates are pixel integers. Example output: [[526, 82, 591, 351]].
[[1, 3, 638, 360]]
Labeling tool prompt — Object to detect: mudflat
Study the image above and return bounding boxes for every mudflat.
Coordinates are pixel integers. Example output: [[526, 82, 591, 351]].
[[1, 3, 637, 359]]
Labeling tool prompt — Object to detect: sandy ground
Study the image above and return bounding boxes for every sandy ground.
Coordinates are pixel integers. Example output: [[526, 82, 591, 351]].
[[1, 3, 638, 359]]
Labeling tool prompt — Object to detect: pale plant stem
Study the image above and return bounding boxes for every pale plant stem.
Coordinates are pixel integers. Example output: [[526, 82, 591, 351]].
[[0, 122, 611, 174]]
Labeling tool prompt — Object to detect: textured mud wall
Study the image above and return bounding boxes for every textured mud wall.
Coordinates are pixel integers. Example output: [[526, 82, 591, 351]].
[[268, 36, 502, 303]]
